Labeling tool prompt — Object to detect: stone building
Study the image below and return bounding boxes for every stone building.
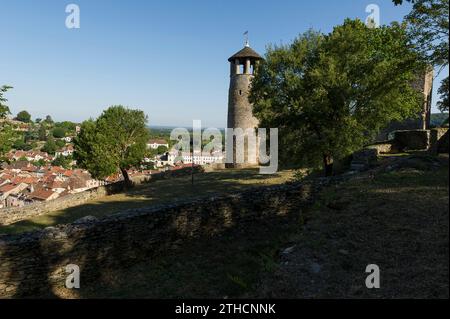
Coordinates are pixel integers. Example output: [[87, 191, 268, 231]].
[[226, 42, 263, 168], [376, 67, 434, 141]]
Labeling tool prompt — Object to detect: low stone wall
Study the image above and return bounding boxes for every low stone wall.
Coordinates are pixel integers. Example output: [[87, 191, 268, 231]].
[[393, 130, 430, 151], [0, 166, 204, 226], [366, 142, 394, 155], [429, 128, 449, 154], [368, 128, 449, 155], [0, 182, 125, 226], [0, 179, 326, 298]]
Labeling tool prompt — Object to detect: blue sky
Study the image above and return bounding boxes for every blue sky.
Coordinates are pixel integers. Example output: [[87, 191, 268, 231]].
[[0, 0, 447, 127]]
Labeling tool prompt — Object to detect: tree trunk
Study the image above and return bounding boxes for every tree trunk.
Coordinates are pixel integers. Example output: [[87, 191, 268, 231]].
[[120, 167, 133, 188], [323, 154, 334, 177]]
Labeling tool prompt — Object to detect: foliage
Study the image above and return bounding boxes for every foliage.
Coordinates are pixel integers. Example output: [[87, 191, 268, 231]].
[[55, 121, 77, 134], [157, 145, 168, 154], [430, 113, 448, 127], [437, 76, 449, 112], [52, 155, 72, 169], [16, 110, 32, 123], [52, 127, 66, 138], [41, 136, 57, 155], [24, 129, 39, 142], [394, 0, 449, 114], [74, 105, 149, 184], [0, 85, 13, 119], [0, 85, 17, 157], [250, 20, 422, 175], [0, 123, 15, 157], [13, 139, 32, 151], [401, 0, 448, 68], [33, 159, 46, 167], [140, 161, 155, 170], [55, 139, 66, 148], [38, 125, 47, 141], [45, 115, 54, 123]]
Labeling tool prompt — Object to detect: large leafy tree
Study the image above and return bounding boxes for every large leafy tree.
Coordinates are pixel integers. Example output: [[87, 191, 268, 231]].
[[52, 127, 66, 138], [0, 85, 13, 119], [394, 0, 448, 67], [74, 105, 149, 185], [250, 20, 422, 176], [0, 86, 15, 160], [0, 124, 15, 158], [394, 0, 449, 115], [41, 135, 57, 155]]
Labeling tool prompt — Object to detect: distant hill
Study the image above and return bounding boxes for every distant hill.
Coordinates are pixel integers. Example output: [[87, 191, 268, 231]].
[[431, 113, 449, 127]]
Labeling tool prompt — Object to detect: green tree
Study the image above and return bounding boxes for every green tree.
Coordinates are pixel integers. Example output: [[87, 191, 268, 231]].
[[55, 139, 66, 148], [0, 124, 15, 157], [395, 0, 449, 113], [41, 136, 57, 155], [44, 115, 54, 124], [52, 155, 72, 169], [395, 0, 448, 67], [55, 121, 77, 133], [52, 127, 66, 138], [74, 105, 150, 186], [437, 76, 449, 112], [250, 20, 422, 176], [24, 129, 39, 142], [38, 125, 47, 141], [13, 139, 32, 151], [156, 145, 168, 154], [16, 110, 32, 123], [0, 85, 13, 119], [0, 85, 16, 158]]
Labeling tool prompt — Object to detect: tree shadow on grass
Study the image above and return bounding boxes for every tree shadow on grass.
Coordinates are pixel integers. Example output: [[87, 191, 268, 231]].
[[0, 168, 301, 298], [0, 185, 307, 299]]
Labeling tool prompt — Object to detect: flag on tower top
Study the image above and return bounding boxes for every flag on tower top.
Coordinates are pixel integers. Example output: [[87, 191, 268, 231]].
[[244, 31, 249, 47]]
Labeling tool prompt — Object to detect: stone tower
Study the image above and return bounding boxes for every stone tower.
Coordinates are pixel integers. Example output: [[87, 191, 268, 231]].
[[376, 67, 434, 141], [227, 42, 263, 168]]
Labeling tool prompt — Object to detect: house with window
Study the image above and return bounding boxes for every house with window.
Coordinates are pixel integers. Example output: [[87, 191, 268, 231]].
[[146, 139, 169, 150]]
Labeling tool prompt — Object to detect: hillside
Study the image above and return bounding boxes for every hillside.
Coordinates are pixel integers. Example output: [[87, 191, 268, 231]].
[[46, 153, 448, 299], [431, 113, 449, 127]]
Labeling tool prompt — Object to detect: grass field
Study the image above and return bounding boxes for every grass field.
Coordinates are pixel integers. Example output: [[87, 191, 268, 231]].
[[47, 154, 448, 299], [0, 169, 296, 235]]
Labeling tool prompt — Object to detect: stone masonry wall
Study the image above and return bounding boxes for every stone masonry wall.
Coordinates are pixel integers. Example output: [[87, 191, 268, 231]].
[[393, 130, 431, 151], [430, 128, 449, 154], [0, 180, 325, 298]]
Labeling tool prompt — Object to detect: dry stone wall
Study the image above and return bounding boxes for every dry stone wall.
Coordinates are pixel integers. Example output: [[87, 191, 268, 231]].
[[0, 179, 328, 298]]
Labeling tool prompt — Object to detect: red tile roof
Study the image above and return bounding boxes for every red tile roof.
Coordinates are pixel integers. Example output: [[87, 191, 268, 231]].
[[30, 189, 57, 201]]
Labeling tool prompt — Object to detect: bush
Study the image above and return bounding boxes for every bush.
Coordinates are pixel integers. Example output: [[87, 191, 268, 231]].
[[55, 139, 66, 148], [52, 127, 66, 138], [16, 110, 31, 123]]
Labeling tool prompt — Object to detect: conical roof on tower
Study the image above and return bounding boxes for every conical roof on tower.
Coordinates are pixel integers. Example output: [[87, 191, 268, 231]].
[[228, 46, 263, 62]]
